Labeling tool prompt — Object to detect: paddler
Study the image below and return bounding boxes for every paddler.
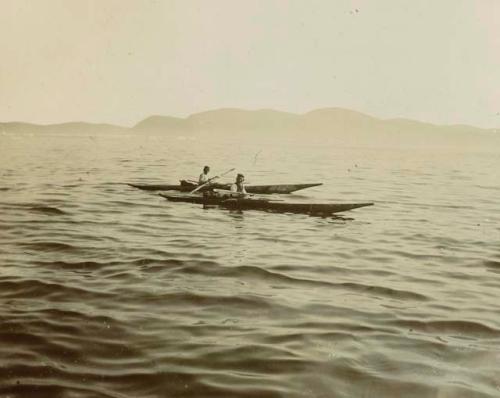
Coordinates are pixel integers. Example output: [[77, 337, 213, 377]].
[[198, 166, 211, 185], [230, 173, 247, 195]]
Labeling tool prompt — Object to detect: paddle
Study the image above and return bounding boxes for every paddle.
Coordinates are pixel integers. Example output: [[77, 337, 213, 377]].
[[212, 188, 284, 201], [190, 168, 235, 194]]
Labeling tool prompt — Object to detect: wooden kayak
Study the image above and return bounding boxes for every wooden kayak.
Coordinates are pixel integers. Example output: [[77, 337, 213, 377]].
[[129, 182, 322, 194], [159, 193, 373, 215]]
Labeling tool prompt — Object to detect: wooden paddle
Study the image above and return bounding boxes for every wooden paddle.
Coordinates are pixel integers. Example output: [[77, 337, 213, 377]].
[[212, 189, 284, 201], [190, 168, 235, 194]]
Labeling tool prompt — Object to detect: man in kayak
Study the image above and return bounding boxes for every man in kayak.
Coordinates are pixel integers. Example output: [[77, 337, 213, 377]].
[[198, 166, 211, 185], [230, 173, 247, 194]]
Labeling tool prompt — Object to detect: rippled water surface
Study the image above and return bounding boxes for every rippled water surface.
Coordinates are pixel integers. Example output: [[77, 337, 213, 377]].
[[1, 131, 500, 397]]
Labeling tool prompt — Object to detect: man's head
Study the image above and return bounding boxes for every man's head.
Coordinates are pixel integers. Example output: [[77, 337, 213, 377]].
[[203, 166, 210, 174], [236, 173, 245, 183]]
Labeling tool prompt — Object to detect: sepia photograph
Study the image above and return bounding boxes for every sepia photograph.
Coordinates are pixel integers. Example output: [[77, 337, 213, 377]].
[[1, 1, 499, 397]]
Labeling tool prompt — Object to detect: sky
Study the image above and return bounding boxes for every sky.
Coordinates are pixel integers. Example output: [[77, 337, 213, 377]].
[[1, 0, 499, 128]]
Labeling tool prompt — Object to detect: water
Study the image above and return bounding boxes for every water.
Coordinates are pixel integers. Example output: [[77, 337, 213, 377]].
[[1, 130, 500, 397]]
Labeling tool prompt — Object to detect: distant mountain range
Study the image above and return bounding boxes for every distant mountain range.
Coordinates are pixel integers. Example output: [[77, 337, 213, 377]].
[[1, 108, 497, 136], [0, 121, 124, 135]]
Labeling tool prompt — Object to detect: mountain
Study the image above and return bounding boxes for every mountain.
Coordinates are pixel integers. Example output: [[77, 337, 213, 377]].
[[0, 121, 125, 135], [132, 107, 499, 137], [133, 107, 383, 134], [187, 108, 300, 132]]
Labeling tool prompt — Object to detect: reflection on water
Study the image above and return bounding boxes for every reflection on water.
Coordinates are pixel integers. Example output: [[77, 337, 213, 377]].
[[1, 131, 500, 397], [226, 210, 246, 223]]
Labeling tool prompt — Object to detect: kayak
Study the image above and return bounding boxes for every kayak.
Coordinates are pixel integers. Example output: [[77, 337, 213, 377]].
[[159, 193, 373, 215], [128, 182, 322, 194]]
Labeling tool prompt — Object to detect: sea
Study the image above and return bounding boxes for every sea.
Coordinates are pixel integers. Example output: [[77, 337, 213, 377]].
[[1, 129, 500, 398]]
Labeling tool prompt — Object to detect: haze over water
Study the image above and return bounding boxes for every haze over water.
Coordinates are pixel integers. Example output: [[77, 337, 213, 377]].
[[1, 129, 500, 397]]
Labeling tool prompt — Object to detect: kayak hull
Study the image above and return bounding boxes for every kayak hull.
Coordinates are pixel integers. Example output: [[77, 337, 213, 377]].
[[159, 193, 373, 215], [129, 182, 322, 194]]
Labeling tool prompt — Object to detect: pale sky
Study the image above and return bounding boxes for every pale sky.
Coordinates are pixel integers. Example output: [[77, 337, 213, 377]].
[[1, 0, 499, 127]]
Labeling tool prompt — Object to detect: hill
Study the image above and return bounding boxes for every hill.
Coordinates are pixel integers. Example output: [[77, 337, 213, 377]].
[[2, 108, 498, 141], [0, 121, 126, 135]]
